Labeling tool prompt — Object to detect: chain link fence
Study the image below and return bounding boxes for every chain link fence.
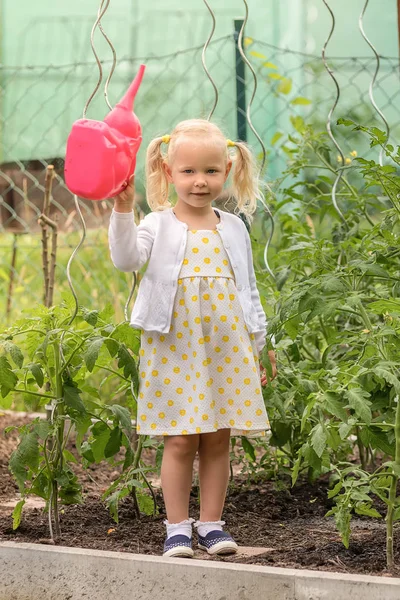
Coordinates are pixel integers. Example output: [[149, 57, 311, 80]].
[[1, 34, 399, 320]]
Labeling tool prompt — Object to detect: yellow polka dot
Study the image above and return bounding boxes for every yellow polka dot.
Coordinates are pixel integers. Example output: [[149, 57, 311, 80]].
[[199, 338, 204, 344], [183, 258, 189, 265], [193, 384, 197, 391], [183, 286, 187, 292], [195, 317, 201, 324], [176, 388, 183, 394], [225, 357, 231, 364], [256, 409, 262, 416], [155, 391, 162, 398], [141, 371, 146, 378], [151, 423, 157, 430], [182, 430, 188, 435], [147, 337, 153, 344], [244, 378, 251, 385], [179, 299, 185, 306], [145, 381, 150, 388], [180, 409, 186, 416], [164, 378, 171, 385], [168, 400, 174, 406], [173, 311, 178, 318], [170, 345, 176, 352], [220, 408, 226, 415], [223, 259, 229, 266], [250, 333, 255, 340], [202, 414, 209, 421], [196, 372, 201, 378], [237, 409, 242, 416], [141, 415, 147, 421], [185, 375, 191, 382], [196, 427, 201, 433], [194, 266, 201, 273], [204, 335, 211, 343], [203, 293, 210, 300], [188, 396, 193, 403], [222, 336, 229, 342], [183, 321, 188, 327], [206, 378, 213, 387], [140, 349, 145, 356], [234, 367, 240, 373], [204, 258, 211, 265], [193, 351, 197, 357], [214, 248, 220, 254], [218, 293, 225, 300], [182, 354, 188, 361], [173, 367, 181, 374], [220, 315, 227, 322], [214, 325, 218, 332], [216, 267, 222, 273], [246, 420, 253, 428], [152, 348, 157, 355], [160, 335, 165, 342], [147, 360, 151, 366], [192, 248, 199, 254], [229, 419, 235, 426], [202, 237, 209, 243], [217, 366, 223, 373], [190, 417, 195, 424], [176, 332, 183, 339], [178, 279, 182, 285], [162, 357, 168, 364], [229, 294, 235, 301], [212, 304, 217, 311], [139, 392, 144, 399], [204, 316, 211, 323], [233, 346, 239, 352], [137, 424, 141, 431], [243, 357, 249, 364], [192, 295, 198, 302], [194, 406, 199, 413], [214, 346, 221, 353], [171, 420, 177, 427], [235, 389, 241, 395], [158, 412, 165, 419], [210, 401, 215, 409], [255, 388, 261, 395], [234, 316, 239, 323], [151, 370, 158, 377], [228, 399, 234, 406], [199, 393, 205, 400], [226, 377, 232, 384], [147, 402, 153, 409], [218, 387, 224, 394], [245, 400, 251, 406]]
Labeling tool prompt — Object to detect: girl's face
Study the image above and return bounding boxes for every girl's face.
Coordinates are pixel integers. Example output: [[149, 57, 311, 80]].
[[164, 137, 232, 210]]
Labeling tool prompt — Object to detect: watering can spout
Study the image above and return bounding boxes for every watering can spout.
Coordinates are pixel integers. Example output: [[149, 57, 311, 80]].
[[104, 64, 146, 138]]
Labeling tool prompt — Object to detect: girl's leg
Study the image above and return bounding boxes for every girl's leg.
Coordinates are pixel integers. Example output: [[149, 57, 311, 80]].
[[197, 429, 231, 521], [161, 434, 200, 523]]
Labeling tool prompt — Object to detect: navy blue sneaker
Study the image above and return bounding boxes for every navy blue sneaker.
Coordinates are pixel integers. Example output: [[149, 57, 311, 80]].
[[163, 534, 194, 558], [198, 530, 238, 555]]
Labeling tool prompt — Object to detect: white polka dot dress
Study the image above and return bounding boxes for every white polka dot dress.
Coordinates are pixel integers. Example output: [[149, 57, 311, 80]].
[[137, 229, 269, 437]]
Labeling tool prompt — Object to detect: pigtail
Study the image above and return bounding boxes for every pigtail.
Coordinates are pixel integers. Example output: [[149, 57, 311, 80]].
[[145, 137, 171, 211], [230, 141, 263, 224]]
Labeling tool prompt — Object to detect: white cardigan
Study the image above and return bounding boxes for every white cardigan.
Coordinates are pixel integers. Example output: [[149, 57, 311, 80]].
[[109, 207, 267, 354]]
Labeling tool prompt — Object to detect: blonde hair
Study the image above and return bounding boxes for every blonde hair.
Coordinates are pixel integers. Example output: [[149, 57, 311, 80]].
[[145, 119, 262, 222]]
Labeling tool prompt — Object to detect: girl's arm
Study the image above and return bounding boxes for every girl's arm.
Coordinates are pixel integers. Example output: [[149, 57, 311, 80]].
[[108, 179, 155, 272]]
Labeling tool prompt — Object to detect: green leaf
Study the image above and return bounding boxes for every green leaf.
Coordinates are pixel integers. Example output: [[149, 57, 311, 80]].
[[84, 338, 104, 372], [9, 432, 39, 492], [277, 77, 292, 94], [104, 427, 122, 459], [328, 481, 342, 499], [137, 492, 155, 516], [64, 384, 86, 414], [105, 487, 130, 523], [345, 388, 372, 425], [4, 342, 24, 368], [90, 422, 111, 463], [12, 499, 25, 530], [323, 392, 348, 422], [335, 505, 351, 548], [375, 368, 400, 394], [29, 364, 44, 388], [0, 356, 18, 395], [81, 308, 98, 326], [241, 436, 256, 461], [117, 345, 138, 382], [108, 404, 132, 435], [271, 132, 283, 146], [354, 503, 381, 518], [311, 423, 327, 458], [290, 97, 312, 105]]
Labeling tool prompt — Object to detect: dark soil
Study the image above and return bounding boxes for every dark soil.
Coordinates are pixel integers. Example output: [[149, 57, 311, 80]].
[[1, 412, 400, 578]]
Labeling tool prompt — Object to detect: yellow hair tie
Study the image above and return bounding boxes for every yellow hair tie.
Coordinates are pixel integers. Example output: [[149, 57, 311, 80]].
[[162, 135, 171, 144], [227, 139, 236, 147]]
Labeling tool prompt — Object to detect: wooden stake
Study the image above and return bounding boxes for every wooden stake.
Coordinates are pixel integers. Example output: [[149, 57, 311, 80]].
[[39, 165, 55, 307]]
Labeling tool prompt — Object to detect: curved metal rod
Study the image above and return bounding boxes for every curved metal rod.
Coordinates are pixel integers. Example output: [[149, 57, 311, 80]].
[[359, 0, 390, 166], [237, 0, 274, 280], [201, 0, 218, 120], [124, 272, 137, 322], [236, 1, 267, 173], [97, 0, 117, 111], [83, 0, 111, 117], [321, 0, 348, 228], [65, 196, 87, 325]]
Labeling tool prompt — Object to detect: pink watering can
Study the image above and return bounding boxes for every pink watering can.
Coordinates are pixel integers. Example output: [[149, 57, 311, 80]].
[[65, 64, 146, 200]]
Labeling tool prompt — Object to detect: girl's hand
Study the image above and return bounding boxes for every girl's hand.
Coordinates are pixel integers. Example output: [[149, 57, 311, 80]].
[[113, 175, 135, 213], [260, 350, 277, 387]]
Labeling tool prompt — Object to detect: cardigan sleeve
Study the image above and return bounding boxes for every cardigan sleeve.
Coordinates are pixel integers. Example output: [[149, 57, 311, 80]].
[[242, 221, 268, 355], [108, 209, 156, 272]]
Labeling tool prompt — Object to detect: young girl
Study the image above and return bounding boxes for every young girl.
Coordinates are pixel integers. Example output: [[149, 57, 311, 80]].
[[109, 119, 277, 558]]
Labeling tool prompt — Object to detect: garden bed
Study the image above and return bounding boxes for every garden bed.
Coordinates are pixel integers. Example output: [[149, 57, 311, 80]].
[[1, 412, 400, 578]]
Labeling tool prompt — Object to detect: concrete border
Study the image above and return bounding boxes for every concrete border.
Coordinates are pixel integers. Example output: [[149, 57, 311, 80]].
[[0, 542, 399, 600]]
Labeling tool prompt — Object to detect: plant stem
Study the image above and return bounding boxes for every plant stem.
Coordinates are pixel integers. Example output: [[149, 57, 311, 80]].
[[386, 396, 400, 568]]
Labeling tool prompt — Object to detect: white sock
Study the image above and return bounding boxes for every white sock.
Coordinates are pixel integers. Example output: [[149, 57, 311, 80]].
[[194, 520, 225, 537], [164, 518, 194, 539]]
